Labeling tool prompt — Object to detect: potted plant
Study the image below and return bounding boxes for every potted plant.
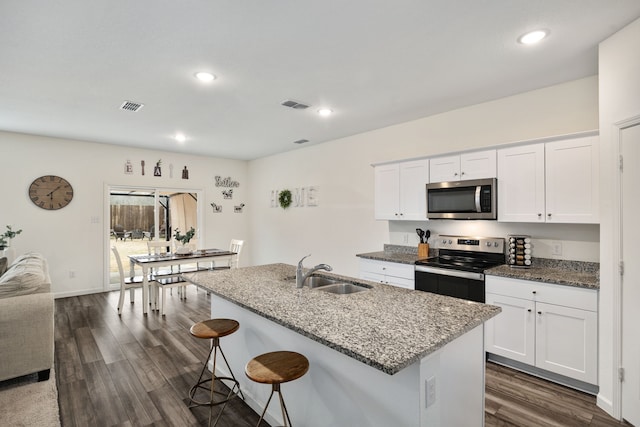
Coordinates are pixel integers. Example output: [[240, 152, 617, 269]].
[[173, 227, 195, 254], [0, 225, 22, 250]]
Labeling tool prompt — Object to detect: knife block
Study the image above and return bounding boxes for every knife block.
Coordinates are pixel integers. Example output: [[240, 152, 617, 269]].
[[418, 243, 429, 258]]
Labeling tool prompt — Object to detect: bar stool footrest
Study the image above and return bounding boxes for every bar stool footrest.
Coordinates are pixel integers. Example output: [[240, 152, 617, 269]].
[[188, 376, 243, 408]]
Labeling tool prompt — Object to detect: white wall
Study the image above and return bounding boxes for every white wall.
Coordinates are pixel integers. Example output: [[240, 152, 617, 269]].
[[597, 17, 640, 418], [0, 132, 249, 297], [248, 76, 600, 277]]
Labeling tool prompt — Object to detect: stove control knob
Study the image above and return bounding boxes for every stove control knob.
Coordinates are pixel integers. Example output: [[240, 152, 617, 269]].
[[447, 239, 452, 244], [442, 239, 447, 245], [494, 242, 500, 247], [486, 242, 491, 247]]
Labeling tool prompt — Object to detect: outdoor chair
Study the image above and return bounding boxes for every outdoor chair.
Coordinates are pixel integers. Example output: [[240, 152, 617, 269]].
[[112, 224, 131, 241]]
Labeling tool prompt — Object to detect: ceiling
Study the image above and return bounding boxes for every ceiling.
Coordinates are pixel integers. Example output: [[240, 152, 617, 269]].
[[2, 1, 640, 161]]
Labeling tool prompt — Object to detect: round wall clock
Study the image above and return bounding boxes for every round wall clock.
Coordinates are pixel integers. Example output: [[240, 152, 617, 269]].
[[28, 175, 74, 210]]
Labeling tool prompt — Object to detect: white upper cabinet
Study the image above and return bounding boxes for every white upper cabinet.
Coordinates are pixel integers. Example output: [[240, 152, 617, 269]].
[[374, 159, 429, 220], [429, 149, 496, 182], [429, 155, 460, 182], [497, 143, 546, 222], [544, 136, 599, 223], [497, 135, 599, 223]]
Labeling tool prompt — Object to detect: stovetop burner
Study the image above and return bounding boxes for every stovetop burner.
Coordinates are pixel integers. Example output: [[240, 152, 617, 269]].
[[415, 235, 506, 273]]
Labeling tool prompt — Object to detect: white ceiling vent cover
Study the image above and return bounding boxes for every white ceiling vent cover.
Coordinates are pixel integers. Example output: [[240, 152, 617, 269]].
[[281, 99, 309, 110], [120, 100, 144, 112]]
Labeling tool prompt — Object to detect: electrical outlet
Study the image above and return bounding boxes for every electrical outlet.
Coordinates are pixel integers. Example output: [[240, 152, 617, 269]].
[[425, 376, 436, 408], [551, 241, 563, 256], [403, 234, 409, 244]]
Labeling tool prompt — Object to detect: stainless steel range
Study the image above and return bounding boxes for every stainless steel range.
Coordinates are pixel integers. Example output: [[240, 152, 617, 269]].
[[414, 235, 505, 303]]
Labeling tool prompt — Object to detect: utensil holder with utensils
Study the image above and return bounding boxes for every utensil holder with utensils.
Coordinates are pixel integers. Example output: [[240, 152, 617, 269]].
[[418, 243, 429, 258]]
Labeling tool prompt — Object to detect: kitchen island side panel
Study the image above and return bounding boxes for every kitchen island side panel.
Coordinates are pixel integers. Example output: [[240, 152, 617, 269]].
[[210, 294, 485, 426]]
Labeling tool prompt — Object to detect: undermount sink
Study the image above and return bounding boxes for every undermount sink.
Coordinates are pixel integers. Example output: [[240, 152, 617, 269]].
[[291, 275, 371, 294], [306, 276, 342, 289], [315, 283, 370, 294]]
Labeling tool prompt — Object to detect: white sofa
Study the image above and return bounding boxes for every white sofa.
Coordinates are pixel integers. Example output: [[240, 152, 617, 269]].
[[0, 252, 54, 382]]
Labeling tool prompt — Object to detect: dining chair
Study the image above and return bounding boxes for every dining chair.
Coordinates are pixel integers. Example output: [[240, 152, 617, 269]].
[[213, 239, 244, 270], [112, 246, 148, 315], [146, 239, 186, 298], [229, 239, 243, 269]]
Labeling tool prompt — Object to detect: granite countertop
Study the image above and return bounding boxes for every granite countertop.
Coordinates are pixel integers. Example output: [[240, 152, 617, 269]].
[[182, 263, 500, 375], [356, 243, 433, 264], [355, 250, 421, 264], [485, 259, 599, 290]]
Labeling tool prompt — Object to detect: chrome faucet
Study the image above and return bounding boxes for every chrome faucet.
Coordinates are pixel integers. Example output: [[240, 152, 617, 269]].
[[296, 254, 332, 288]]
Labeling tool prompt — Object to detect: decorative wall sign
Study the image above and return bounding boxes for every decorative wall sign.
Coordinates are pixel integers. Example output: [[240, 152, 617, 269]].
[[271, 186, 318, 208], [124, 160, 133, 175], [278, 189, 292, 209], [307, 186, 319, 207], [215, 176, 240, 187], [234, 203, 245, 213], [222, 189, 233, 199], [182, 166, 189, 179], [141, 160, 146, 175], [154, 159, 162, 177], [210, 202, 222, 213]]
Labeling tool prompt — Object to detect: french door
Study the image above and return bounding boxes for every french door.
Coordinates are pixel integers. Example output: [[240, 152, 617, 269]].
[[106, 185, 203, 288]]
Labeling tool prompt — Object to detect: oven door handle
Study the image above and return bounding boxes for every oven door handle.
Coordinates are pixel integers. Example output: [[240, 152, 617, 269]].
[[415, 265, 484, 281]]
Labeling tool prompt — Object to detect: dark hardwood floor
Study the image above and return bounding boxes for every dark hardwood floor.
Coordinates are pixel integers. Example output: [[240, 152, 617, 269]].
[[54, 289, 630, 427]]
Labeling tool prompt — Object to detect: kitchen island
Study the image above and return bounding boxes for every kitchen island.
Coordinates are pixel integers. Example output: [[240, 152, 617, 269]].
[[183, 263, 500, 426]]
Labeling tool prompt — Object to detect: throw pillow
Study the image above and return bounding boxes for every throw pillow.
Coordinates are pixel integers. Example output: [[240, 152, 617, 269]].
[[0, 254, 47, 299]]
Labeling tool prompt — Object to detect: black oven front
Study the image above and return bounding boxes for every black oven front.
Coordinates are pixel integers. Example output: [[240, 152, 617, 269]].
[[415, 265, 486, 303]]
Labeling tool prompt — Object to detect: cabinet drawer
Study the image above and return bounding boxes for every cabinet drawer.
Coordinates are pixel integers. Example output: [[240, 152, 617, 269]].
[[360, 271, 385, 283], [486, 275, 597, 312], [359, 258, 414, 280], [388, 276, 414, 290]]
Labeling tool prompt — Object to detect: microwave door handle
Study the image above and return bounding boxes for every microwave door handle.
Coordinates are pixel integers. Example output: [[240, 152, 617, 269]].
[[475, 186, 481, 212]]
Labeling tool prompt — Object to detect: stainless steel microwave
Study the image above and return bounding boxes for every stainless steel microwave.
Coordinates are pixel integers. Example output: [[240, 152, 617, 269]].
[[426, 178, 497, 220]]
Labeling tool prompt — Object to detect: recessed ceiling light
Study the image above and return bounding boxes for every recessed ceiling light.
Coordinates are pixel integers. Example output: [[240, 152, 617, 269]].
[[195, 72, 216, 82], [317, 108, 333, 117], [517, 30, 549, 45], [175, 133, 186, 143]]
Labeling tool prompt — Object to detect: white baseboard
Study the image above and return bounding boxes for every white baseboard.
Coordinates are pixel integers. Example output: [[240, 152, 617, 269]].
[[596, 393, 616, 419], [53, 287, 109, 299]]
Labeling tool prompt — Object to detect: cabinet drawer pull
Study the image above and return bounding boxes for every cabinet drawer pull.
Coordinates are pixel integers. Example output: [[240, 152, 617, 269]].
[[527, 309, 532, 312], [537, 311, 542, 315], [532, 291, 537, 294]]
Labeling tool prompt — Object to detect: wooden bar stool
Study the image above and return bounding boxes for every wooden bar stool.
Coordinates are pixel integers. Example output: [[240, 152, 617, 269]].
[[245, 351, 309, 427], [188, 319, 244, 427]]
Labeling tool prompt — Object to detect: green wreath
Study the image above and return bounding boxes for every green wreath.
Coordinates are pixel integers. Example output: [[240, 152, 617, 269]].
[[279, 189, 292, 209]]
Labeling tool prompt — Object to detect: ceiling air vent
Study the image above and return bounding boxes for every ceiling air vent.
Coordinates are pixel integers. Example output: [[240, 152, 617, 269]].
[[293, 139, 309, 144], [281, 99, 309, 110], [120, 100, 144, 112]]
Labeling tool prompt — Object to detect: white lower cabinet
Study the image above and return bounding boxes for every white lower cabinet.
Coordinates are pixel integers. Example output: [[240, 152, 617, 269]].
[[485, 276, 598, 385], [359, 258, 414, 289]]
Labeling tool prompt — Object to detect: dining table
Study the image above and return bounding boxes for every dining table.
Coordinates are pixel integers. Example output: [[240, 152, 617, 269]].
[[128, 248, 236, 314]]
